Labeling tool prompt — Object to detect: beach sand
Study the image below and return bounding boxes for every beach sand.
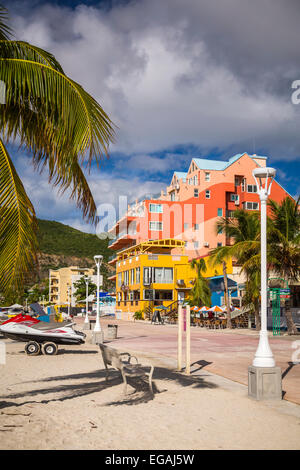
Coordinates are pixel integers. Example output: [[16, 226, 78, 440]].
[[0, 323, 300, 450]]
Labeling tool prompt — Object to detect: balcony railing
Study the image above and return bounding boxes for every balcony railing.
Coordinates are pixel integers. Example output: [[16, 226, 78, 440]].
[[108, 230, 137, 247]]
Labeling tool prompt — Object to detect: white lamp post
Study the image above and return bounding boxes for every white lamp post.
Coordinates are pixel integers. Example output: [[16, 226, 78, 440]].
[[252, 167, 276, 368], [84, 276, 90, 327], [94, 255, 103, 333], [67, 284, 71, 318]]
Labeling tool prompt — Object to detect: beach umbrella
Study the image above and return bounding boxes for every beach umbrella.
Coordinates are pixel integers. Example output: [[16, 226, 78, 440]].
[[199, 306, 209, 312], [191, 306, 200, 311], [208, 305, 223, 312]]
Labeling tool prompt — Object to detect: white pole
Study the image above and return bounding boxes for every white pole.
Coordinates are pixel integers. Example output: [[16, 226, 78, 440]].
[[94, 256, 103, 332], [185, 304, 191, 375], [177, 304, 183, 371], [67, 286, 70, 318], [252, 170, 276, 368]]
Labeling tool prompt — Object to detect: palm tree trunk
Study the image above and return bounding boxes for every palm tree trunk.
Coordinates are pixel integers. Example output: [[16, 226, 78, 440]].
[[223, 261, 232, 328], [254, 300, 261, 331]]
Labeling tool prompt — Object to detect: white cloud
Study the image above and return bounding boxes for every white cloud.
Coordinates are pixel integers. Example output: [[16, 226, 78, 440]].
[[9, 0, 300, 159]]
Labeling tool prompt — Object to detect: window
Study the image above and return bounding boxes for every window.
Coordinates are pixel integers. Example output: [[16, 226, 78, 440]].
[[193, 176, 198, 185], [241, 178, 246, 192], [217, 208, 223, 217], [205, 190, 210, 199], [149, 221, 163, 231], [230, 194, 239, 202], [124, 270, 130, 285], [194, 189, 199, 198], [143, 267, 152, 285], [205, 172, 210, 181], [170, 191, 175, 201], [194, 223, 199, 230], [243, 202, 259, 210], [217, 242, 223, 247], [144, 289, 154, 300], [247, 184, 257, 193], [154, 267, 173, 283], [135, 267, 140, 284], [130, 268, 135, 285], [234, 176, 240, 186], [184, 223, 189, 230], [194, 241, 199, 248], [149, 203, 163, 213], [154, 290, 173, 300], [117, 273, 122, 287]]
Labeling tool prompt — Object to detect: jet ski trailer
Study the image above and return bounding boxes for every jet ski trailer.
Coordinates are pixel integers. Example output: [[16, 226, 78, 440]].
[[0, 314, 86, 355]]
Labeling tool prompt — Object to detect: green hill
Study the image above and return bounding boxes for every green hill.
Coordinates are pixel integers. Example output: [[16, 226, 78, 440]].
[[37, 218, 111, 261]]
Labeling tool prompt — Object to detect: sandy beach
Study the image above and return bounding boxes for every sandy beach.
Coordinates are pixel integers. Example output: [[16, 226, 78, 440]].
[[1, 319, 300, 450]]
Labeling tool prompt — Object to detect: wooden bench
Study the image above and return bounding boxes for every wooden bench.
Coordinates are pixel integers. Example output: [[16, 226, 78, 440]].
[[99, 344, 154, 395]]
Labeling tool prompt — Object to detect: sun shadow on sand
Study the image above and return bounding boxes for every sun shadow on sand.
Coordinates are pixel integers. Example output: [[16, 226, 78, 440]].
[[104, 366, 218, 406], [0, 363, 218, 409]]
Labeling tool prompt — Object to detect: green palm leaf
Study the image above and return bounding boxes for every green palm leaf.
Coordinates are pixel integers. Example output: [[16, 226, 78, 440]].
[[0, 138, 38, 295], [0, 58, 115, 167]]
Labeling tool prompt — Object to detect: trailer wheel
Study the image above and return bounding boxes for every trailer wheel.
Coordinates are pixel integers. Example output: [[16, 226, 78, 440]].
[[41, 342, 58, 355], [25, 341, 41, 356]]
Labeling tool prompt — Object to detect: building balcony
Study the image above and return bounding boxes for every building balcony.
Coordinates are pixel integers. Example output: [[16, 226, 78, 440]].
[[108, 231, 138, 250]]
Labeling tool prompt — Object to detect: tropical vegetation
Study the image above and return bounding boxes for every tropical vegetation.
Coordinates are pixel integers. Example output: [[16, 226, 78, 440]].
[[73, 276, 97, 302], [209, 198, 300, 334], [0, 5, 115, 299], [189, 258, 211, 308]]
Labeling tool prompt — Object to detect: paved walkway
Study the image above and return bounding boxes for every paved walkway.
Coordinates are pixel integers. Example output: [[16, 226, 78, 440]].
[[84, 317, 300, 405]]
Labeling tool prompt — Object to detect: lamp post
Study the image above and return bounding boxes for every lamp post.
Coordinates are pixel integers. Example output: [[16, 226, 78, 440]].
[[252, 167, 276, 367], [248, 167, 282, 400], [94, 255, 103, 334], [67, 284, 71, 318]]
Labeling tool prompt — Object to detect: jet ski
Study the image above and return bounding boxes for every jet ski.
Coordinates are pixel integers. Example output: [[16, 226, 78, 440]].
[[0, 313, 86, 355]]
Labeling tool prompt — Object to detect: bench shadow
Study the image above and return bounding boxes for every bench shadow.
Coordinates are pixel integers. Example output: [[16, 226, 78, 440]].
[[0, 362, 218, 408], [282, 361, 298, 380], [104, 365, 218, 406]]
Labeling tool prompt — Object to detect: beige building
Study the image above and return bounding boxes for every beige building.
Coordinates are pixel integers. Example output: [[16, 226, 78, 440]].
[[49, 266, 97, 306]]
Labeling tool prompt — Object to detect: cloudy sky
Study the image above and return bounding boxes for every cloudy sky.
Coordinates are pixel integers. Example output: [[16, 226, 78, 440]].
[[6, 0, 300, 232]]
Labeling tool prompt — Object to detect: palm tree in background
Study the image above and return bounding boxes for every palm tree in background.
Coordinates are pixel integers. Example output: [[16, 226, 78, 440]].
[[210, 200, 300, 335], [0, 5, 115, 298], [189, 258, 211, 308], [209, 210, 261, 329]]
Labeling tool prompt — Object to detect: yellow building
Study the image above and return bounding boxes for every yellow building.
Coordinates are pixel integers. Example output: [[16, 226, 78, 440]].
[[49, 266, 96, 306], [113, 238, 232, 320]]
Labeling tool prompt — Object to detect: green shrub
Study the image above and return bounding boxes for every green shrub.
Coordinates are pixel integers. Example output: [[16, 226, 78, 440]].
[[133, 310, 143, 321]]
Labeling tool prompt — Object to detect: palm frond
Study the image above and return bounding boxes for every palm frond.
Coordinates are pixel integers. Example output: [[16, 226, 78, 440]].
[[0, 138, 38, 295], [0, 57, 115, 167], [0, 40, 65, 72]]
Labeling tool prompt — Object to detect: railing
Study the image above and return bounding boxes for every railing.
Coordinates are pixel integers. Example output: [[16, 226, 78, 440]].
[[108, 230, 137, 247]]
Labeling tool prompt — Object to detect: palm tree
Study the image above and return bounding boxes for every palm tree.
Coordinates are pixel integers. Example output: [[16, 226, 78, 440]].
[[268, 196, 300, 335], [209, 210, 261, 329], [189, 258, 211, 308], [0, 6, 115, 298]]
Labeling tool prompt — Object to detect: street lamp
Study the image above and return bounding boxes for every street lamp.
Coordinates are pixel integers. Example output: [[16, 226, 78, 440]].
[[67, 284, 71, 318], [248, 166, 282, 400], [252, 167, 276, 367], [94, 255, 103, 333], [84, 276, 90, 327]]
